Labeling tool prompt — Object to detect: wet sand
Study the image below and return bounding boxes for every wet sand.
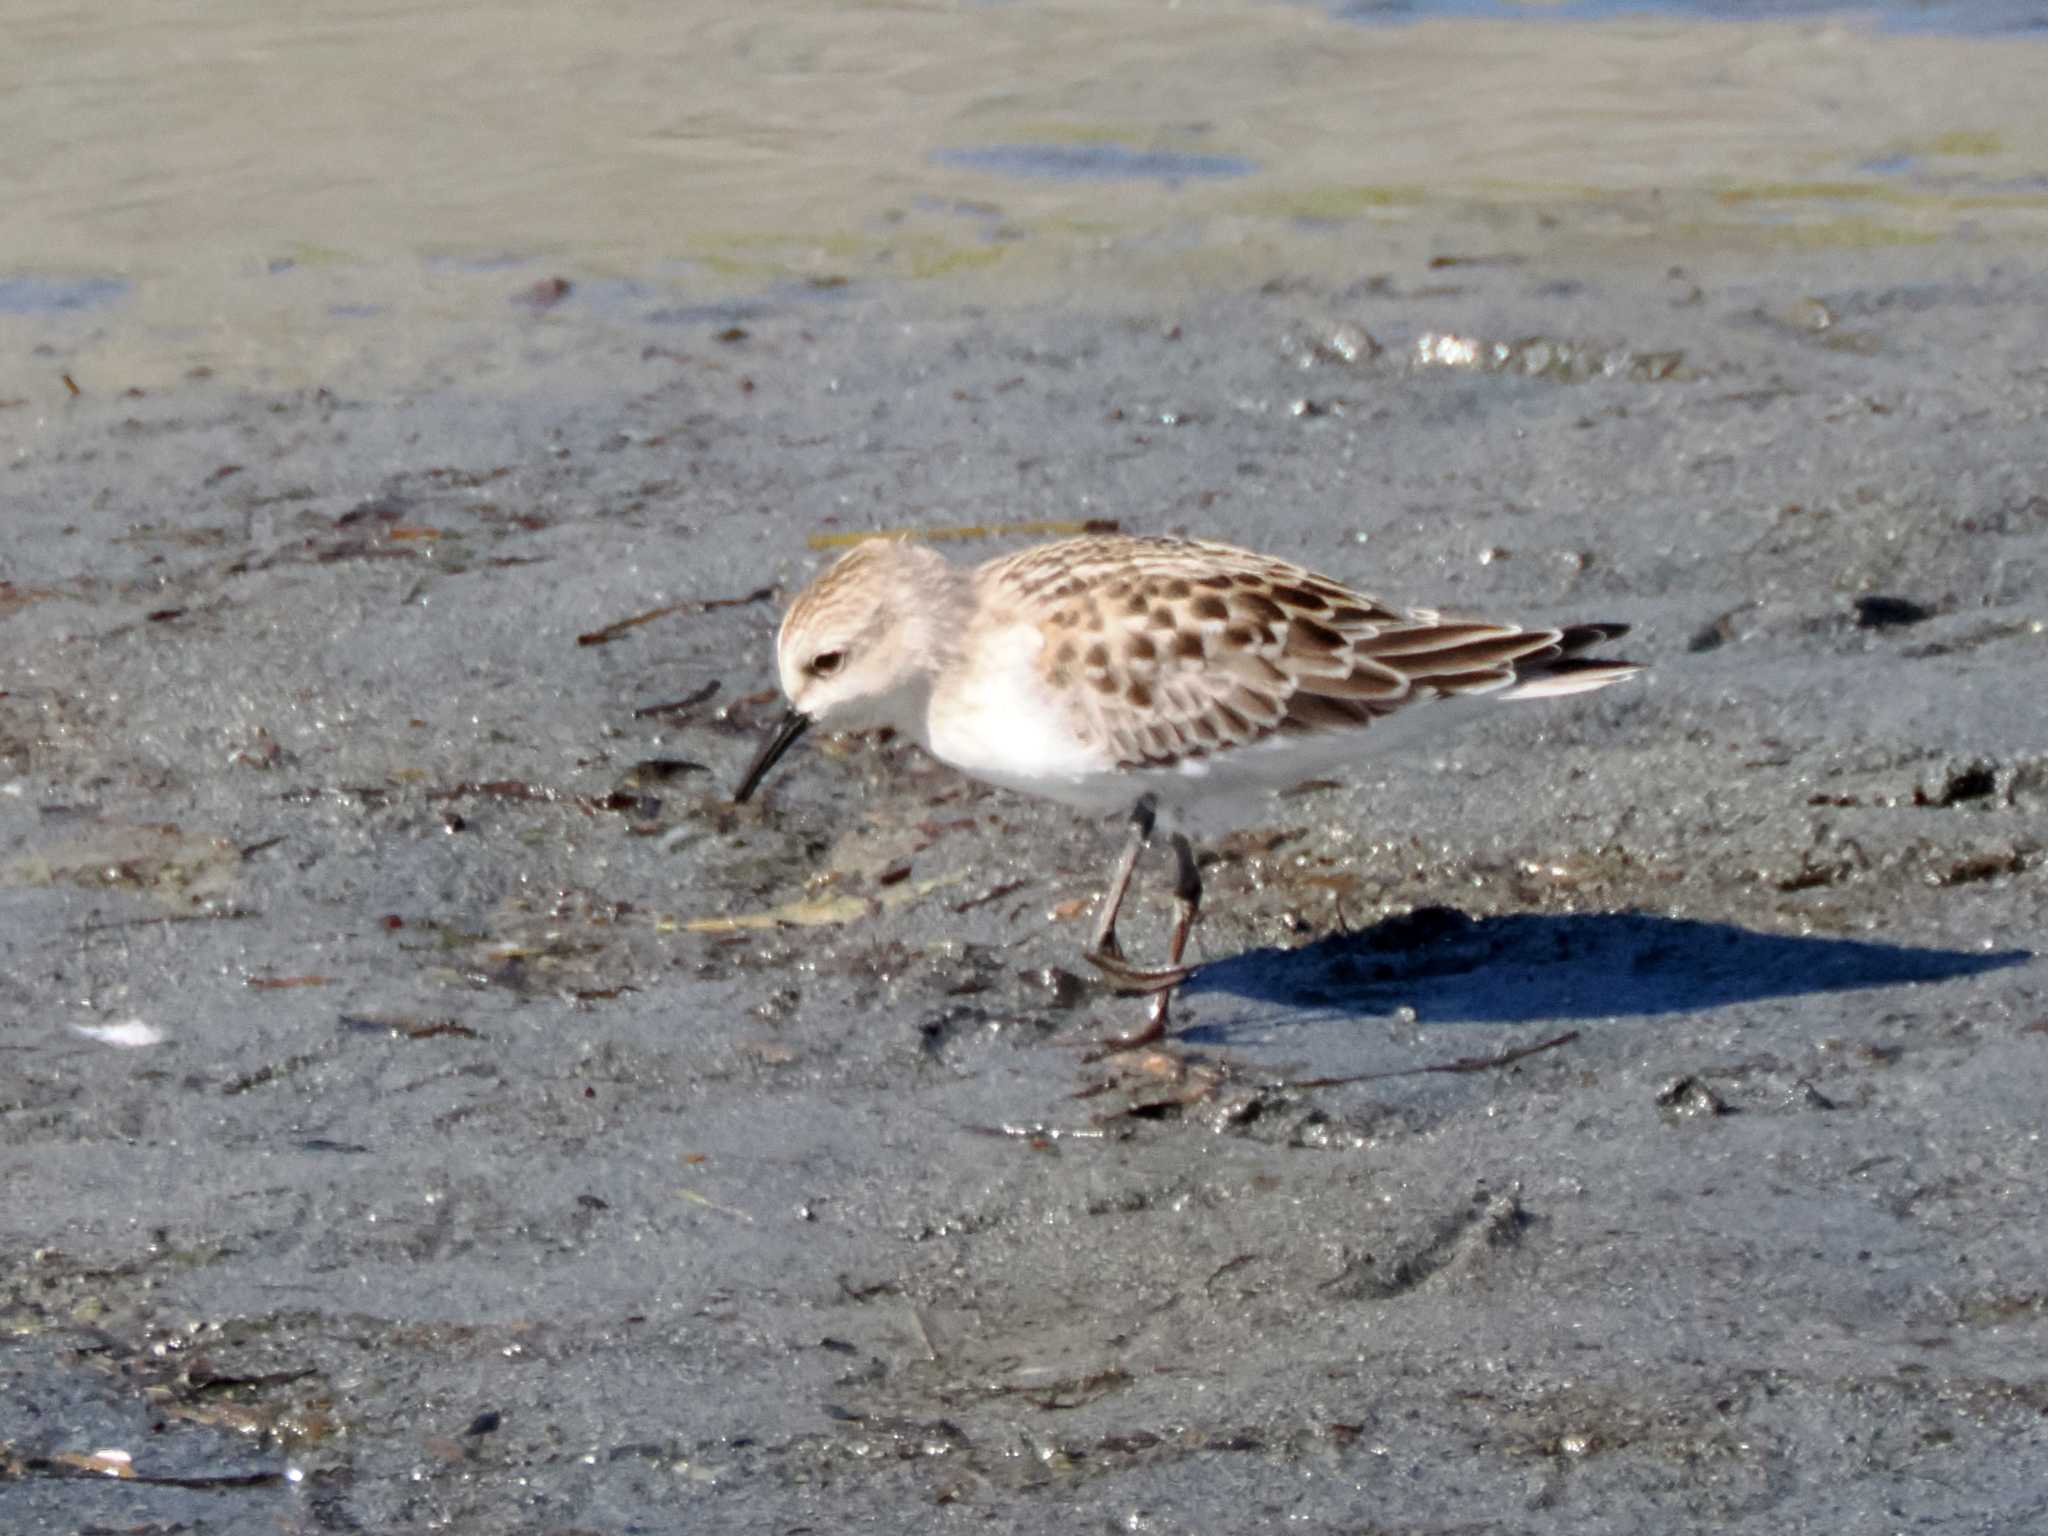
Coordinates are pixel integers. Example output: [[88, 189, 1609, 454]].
[[6, 3, 2048, 1530], [5, 235, 2045, 1531]]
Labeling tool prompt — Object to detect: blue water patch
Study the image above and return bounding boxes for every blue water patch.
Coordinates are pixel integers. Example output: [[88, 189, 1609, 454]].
[[644, 298, 774, 327], [562, 277, 655, 318], [909, 193, 1009, 222], [0, 275, 129, 315], [641, 277, 860, 327], [934, 144, 1257, 183], [421, 252, 535, 273], [1329, 0, 2048, 34]]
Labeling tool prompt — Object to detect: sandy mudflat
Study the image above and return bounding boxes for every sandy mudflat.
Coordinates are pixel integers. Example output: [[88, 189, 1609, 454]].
[[3, 236, 2046, 1532]]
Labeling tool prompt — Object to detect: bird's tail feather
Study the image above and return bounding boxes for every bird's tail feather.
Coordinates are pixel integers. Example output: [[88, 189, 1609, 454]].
[[1497, 622, 1641, 701]]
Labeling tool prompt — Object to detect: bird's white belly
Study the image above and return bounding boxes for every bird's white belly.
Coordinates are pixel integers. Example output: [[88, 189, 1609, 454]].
[[925, 639, 1489, 827]]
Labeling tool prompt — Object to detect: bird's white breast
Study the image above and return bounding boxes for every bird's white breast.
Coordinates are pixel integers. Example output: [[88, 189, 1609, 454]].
[[922, 621, 1133, 810]]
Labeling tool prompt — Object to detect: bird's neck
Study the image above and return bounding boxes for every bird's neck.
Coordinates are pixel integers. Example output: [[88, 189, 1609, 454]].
[[867, 554, 975, 740]]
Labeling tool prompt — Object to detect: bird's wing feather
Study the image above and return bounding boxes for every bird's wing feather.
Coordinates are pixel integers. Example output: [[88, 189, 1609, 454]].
[[977, 536, 1592, 771]]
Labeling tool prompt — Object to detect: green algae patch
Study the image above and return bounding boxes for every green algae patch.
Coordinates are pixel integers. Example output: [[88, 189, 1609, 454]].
[[1235, 184, 1433, 222]]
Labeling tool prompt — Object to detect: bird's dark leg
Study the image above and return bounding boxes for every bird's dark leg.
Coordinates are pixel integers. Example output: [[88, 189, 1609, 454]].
[[1096, 832, 1202, 1050], [1086, 822, 1199, 993], [1154, 831, 1204, 1021], [1082, 795, 1155, 968]]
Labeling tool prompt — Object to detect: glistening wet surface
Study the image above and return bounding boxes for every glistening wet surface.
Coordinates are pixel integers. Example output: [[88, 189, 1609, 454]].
[[1330, 0, 2048, 31], [6, 0, 2048, 393]]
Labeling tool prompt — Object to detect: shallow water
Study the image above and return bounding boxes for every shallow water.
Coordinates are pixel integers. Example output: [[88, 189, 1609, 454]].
[[1340, 0, 2048, 29], [4, 1, 2045, 391]]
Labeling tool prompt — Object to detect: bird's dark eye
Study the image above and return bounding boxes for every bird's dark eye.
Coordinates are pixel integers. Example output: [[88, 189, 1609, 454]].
[[809, 650, 845, 678]]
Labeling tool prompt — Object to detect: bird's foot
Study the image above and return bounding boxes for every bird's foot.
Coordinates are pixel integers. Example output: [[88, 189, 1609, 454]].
[[1089, 995, 1175, 1055], [1082, 948, 1189, 995]]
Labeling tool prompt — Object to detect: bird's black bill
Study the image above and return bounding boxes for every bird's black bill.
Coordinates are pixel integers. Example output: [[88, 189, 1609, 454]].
[[734, 709, 811, 802]]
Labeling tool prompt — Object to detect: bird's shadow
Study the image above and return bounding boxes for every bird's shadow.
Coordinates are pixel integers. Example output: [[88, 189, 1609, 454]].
[[1176, 906, 2030, 1036]]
